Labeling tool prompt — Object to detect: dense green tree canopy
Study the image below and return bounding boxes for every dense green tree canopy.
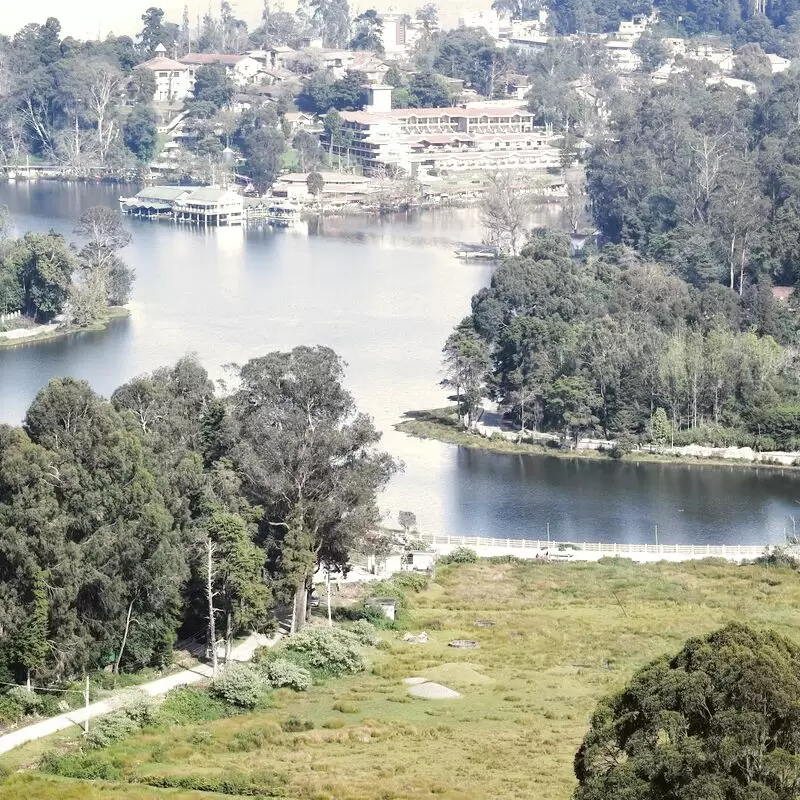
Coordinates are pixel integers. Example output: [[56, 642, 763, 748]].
[[0, 346, 392, 681], [449, 231, 798, 447], [575, 623, 800, 800]]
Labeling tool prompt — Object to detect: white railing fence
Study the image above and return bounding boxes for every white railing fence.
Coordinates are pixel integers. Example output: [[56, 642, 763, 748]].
[[415, 532, 771, 560]]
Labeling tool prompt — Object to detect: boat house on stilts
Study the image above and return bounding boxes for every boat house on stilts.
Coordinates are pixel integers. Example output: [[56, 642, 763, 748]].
[[120, 186, 245, 226]]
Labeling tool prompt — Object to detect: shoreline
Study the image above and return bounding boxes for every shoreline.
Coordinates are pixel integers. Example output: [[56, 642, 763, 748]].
[[0, 307, 130, 349], [395, 408, 800, 473]]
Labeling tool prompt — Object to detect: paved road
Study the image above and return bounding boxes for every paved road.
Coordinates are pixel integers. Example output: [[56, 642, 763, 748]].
[[0, 632, 280, 755]]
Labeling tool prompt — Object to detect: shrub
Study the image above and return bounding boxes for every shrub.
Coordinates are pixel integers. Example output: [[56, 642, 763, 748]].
[[322, 718, 345, 729], [332, 701, 359, 713], [263, 658, 312, 691], [334, 601, 393, 627], [281, 716, 314, 732], [210, 663, 269, 709], [284, 627, 365, 677], [439, 547, 478, 565], [137, 773, 287, 796], [85, 710, 140, 749], [159, 687, 230, 724], [753, 435, 778, 452], [0, 693, 23, 725], [392, 573, 429, 593], [487, 554, 523, 565], [118, 690, 158, 726], [754, 548, 799, 569], [40, 751, 124, 781], [6, 686, 43, 716], [345, 620, 379, 646]]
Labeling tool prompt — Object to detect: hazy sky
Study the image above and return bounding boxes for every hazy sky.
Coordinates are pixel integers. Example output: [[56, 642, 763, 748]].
[[3, 1, 469, 40], [2, 2, 266, 39]]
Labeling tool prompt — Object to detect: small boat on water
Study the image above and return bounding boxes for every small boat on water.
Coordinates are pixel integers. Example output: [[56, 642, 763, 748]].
[[267, 202, 303, 227]]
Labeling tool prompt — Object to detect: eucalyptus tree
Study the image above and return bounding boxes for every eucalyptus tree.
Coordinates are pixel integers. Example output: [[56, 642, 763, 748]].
[[229, 346, 398, 630]]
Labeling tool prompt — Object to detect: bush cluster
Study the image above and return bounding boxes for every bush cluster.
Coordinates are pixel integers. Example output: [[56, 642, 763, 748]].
[[439, 547, 479, 565], [262, 658, 312, 692], [158, 687, 231, 724], [284, 627, 365, 677], [280, 716, 314, 732], [210, 663, 270, 709], [85, 711, 140, 749], [345, 620, 379, 646], [84, 691, 157, 749], [135, 773, 287, 796], [40, 751, 124, 781]]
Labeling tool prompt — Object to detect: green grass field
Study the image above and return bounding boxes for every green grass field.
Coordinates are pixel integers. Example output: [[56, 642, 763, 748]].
[[3, 557, 800, 799]]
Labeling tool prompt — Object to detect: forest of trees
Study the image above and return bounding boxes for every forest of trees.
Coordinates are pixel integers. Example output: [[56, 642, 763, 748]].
[[588, 73, 800, 290], [0, 206, 134, 326], [445, 232, 800, 450], [547, 0, 800, 47], [0, 347, 396, 686]]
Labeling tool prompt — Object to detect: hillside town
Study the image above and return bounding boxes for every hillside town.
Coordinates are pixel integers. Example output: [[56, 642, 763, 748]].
[[2, 2, 792, 215]]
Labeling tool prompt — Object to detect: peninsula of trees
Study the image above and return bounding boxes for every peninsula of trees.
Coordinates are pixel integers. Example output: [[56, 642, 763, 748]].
[[0, 206, 134, 333], [431, 42, 800, 455], [0, 347, 396, 685]]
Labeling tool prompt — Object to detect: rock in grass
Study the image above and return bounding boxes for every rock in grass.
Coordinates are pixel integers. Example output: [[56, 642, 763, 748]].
[[408, 682, 461, 700]]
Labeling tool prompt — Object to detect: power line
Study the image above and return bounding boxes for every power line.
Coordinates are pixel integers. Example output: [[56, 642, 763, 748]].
[[0, 679, 89, 694]]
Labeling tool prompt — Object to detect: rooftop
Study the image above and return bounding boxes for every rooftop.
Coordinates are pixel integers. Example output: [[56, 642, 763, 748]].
[[179, 53, 253, 66], [339, 105, 532, 124], [179, 187, 242, 204], [279, 172, 372, 184], [135, 56, 189, 71], [133, 186, 192, 201]]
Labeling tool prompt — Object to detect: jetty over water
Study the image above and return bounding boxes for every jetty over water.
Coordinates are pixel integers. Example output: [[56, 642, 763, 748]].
[[416, 532, 774, 563], [120, 185, 245, 226]]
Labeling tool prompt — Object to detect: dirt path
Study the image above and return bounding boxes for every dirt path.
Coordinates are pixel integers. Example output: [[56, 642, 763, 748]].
[[0, 632, 279, 755]]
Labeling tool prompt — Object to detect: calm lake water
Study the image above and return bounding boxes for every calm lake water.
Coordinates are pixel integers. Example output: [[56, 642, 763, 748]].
[[0, 181, 797, 546]]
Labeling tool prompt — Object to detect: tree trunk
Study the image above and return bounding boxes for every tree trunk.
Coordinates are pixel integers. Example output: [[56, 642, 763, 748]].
[[26, 669, 31, 692], [738, 232, 749, 297], [113, 599, 135, 677], [224, 611, 233, 665], [305, 582, 313, 623], [291, 580, 308, 634], [326, 568, 332, 627], [206, 538, 218, 677]]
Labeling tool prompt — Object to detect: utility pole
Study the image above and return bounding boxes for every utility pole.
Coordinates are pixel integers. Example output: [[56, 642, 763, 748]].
[[84, 675, 90, 734], [654, 524, 658, 547]]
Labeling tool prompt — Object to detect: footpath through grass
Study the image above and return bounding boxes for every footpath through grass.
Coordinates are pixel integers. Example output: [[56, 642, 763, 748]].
[[3, 557, 800, 799]]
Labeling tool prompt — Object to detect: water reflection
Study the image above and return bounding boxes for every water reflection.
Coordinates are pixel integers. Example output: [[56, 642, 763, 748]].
[[0, 182, 797, 545]]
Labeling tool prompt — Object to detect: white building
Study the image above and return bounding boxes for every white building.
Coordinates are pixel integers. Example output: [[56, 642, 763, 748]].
[[378, 12, 429, 56], [179, 53, 263, 87], [605, 40, 641, 72], [767, 53, 791, 73], [323, 86, 560, 176], [459, 9, 511, 40], [134, 54, 193, 103]]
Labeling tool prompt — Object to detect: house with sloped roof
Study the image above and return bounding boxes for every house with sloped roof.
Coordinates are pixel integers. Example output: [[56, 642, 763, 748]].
[[179, 53, 263, 87], [134, 50, 193, 103]]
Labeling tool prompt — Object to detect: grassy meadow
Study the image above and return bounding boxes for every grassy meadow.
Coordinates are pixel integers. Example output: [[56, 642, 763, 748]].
[[3, 557, 800, 800]]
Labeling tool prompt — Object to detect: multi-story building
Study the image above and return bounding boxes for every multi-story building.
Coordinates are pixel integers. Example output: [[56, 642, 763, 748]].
[[179, 53, 263, 87], [134, 49, 193, 103], [377, 12, 431, 57], [323, 86, 560, 176]]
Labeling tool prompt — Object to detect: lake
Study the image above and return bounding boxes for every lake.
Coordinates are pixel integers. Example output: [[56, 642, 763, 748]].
[[0, 181, 797, 546]]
